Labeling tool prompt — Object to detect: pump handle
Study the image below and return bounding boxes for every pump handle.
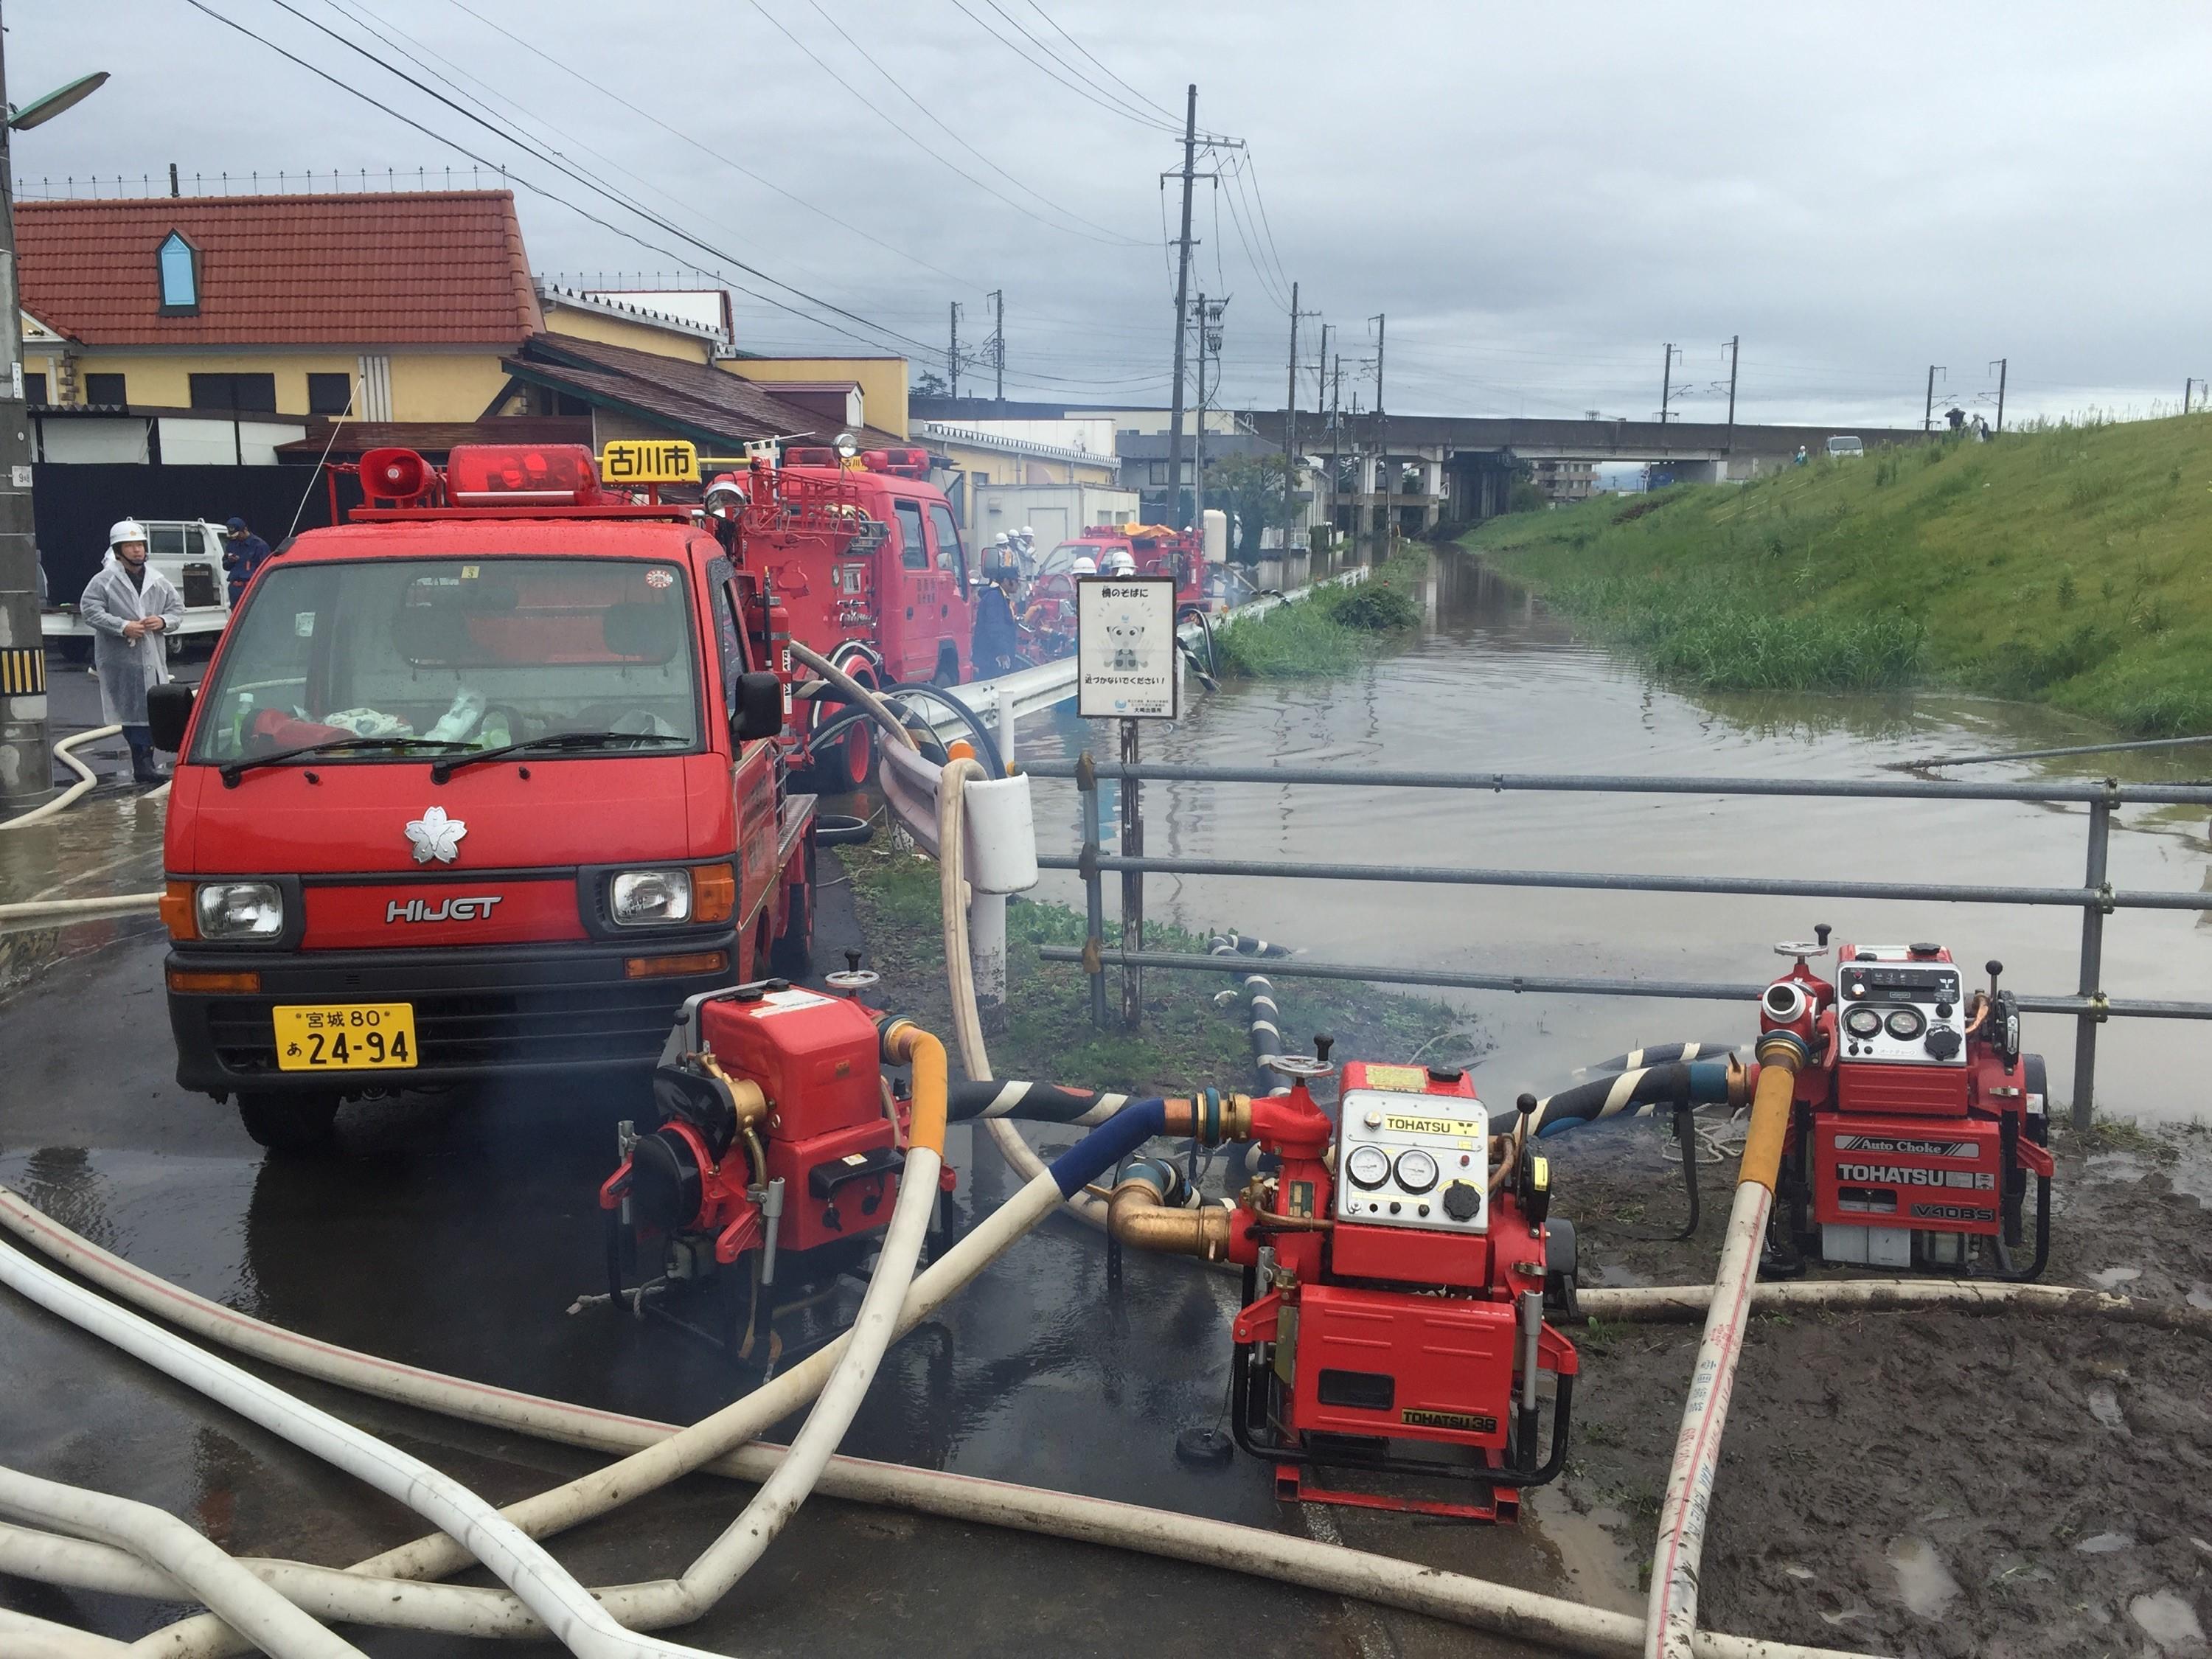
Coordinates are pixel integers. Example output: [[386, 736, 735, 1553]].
[[1815, 923, 1832, 947], [1516, 1092, 1537, 1119], [1313, 1033, 1335, 1064], [1773, 939, 1829, 960]]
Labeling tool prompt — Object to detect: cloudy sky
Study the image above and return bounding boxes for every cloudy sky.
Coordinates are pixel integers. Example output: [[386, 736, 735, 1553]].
[[12, 2, 2209, 427]]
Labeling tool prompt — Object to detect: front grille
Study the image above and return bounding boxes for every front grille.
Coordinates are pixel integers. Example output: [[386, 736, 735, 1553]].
[[197, 950, 702, 1075]]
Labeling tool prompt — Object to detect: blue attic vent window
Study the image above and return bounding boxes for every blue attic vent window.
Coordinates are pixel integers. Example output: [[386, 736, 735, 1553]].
[[157, 231, 198, 314]]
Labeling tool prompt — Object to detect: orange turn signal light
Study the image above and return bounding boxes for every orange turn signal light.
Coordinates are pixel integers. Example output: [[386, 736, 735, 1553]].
[[625, 950, 728, 981], [692, 862, 737, 925], [160, 880, 197, 941], [167, 967, 262, 995]]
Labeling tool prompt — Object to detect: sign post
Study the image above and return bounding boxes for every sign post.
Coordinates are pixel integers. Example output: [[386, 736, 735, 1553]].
[[1077, 575, 1179, 1028]]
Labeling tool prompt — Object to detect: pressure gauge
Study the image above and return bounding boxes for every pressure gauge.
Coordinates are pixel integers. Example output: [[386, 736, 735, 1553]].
[[1394, 1148, 1440, 1194], [1345, 1145, 1392, 1189], [1843, 1006, 1885, 1039], [1885, 1006, 1926, 1040]]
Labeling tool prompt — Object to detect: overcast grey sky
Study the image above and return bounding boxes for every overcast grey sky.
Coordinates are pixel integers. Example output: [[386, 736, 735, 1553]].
[[13, 2, 2210, 426]]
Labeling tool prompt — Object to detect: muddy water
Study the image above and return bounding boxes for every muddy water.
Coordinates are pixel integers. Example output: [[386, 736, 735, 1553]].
[[1020, 554, 2212, 1121]]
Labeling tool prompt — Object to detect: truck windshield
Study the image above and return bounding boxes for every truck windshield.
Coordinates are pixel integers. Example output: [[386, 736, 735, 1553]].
[[190, 556, 702, 765]]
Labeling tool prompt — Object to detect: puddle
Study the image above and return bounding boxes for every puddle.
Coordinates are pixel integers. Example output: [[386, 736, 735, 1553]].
[[1524, 1485, 1642, 1615], [2087, 1385, 2129, 1432], [2075, 1531, 2135, 1554], [2087, 1151, 2151, 1183], [1885, 1536, 1962, 1618], [2088, 1265, 2144, 1290], [2129, 1590, 2206, 1652], [2167, 1155, 2212, 1208], [1585, 1261, 1652, 1288], [2188, 1284, 2212, 1312]]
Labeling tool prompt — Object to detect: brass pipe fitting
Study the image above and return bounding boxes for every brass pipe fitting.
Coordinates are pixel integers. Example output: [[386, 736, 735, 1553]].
[[1161, 1091, 1253, 1144], [692, 1051, 769, 1128], [1106, 1179, 1234, 1261]]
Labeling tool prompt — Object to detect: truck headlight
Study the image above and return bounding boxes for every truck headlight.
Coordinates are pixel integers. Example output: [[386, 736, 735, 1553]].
[[609, 869, 692, 926], [195, 881, 284, 940]]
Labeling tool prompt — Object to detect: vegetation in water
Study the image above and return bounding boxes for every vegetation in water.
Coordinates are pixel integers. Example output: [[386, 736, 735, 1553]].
[[1214, 550, 1426, 678], [1464, 413, 2212, 733], [838, 835, 1481, 1096]]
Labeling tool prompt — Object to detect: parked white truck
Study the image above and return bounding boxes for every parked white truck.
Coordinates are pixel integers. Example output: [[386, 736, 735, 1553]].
[[43, 518, 231, 659]]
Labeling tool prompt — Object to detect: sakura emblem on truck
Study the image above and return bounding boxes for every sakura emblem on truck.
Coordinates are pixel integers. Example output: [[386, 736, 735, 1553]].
[[404, 806, 467, 865]]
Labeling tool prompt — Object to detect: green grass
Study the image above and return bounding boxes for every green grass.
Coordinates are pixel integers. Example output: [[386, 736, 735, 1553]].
[[1214, 552, 1426, 678], [1465, 414, 2212, 733], [838, 835, 1481, 1096]]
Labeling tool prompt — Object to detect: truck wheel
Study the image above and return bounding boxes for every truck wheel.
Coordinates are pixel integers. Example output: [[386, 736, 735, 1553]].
[[237, 1092, 341, 1155], [770, 838, 816, 981]]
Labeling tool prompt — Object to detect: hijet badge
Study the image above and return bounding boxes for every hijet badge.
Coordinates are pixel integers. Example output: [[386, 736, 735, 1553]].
[[1077, 574, 1178, 719]]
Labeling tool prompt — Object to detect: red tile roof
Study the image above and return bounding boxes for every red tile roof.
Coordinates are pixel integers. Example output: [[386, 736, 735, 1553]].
[[18, 191, 543, 348]]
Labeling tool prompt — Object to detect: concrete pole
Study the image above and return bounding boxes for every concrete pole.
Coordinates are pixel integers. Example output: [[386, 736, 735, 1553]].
[[970, 891, 1007, 1012], [0, 15, 52, 814], [1164, 84, 1198, 528], [1283, 280, 1298, 552]]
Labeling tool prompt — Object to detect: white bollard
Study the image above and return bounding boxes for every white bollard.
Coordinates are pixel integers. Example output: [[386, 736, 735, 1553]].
[[970, 891, 1007, 1008]]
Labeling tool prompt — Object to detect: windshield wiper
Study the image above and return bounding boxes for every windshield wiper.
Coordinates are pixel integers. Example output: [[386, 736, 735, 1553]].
[[220, 735, 476, 788], [429, 729, 688, 783]]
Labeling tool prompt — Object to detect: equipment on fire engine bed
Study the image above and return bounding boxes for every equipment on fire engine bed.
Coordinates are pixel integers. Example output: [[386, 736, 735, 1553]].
[[1762, 931, 2053, 1279], [1107, 1036, 1580, 1522]]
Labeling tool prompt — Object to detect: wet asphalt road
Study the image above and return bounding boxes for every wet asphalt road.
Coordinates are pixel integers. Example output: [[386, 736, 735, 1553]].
[[0, 834, 1596, 1656]]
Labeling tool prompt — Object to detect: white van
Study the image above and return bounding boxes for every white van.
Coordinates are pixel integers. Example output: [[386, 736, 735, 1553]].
[[1825, 436, 1865, 460], [44, 519, 232, 658]]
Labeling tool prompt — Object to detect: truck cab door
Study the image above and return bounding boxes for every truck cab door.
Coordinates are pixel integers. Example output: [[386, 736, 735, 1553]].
[[710, 560, 777, 973], [926, 500, 971, 683], [891, 496, 931, 680]]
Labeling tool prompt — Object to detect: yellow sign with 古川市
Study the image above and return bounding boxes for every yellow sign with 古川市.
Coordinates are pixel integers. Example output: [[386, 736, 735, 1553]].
[[599, 439, 700, 484]]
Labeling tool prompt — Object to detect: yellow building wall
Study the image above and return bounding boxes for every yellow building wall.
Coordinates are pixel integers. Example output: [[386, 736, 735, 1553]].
[[935, 439, 1118, 487], [542, 303, 714, 364], [723, 356, 909, 438], [15, 342, 512, 422]]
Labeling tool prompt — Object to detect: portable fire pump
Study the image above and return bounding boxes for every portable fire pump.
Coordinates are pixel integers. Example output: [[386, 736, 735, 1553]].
[[595, 959, 944, 1354], [1759, 931, 2053, 1278], [1113, 1040, 1579, 1521]]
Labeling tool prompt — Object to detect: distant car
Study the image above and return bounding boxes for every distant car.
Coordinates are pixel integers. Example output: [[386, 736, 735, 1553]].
[[44, 518, 232, 660], [1826, 436, 1865, 460]]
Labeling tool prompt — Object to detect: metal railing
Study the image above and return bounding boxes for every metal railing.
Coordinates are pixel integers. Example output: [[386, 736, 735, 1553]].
[[1026, 757, 2212, 1131]]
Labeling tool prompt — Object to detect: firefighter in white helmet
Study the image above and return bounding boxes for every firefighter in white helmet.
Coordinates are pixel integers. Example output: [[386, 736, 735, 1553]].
[[79, 518, 185, 785]]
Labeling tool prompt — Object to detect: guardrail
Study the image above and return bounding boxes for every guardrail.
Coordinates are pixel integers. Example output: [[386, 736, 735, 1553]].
[[1022, 756, 2212, 1132]]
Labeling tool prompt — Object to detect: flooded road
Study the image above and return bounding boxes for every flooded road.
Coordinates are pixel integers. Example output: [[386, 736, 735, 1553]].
[[1025, 552, 2212, 1121]]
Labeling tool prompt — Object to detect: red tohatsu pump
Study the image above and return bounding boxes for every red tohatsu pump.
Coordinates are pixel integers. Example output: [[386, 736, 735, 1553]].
[[1757, 930, 2055, 1277], [148, 444, 817, 1156], [1106, 1037, 1580, 1522]]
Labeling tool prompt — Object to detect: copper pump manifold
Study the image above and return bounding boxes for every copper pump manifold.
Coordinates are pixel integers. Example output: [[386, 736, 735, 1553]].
[[1106, 1178, 1234, 1261]]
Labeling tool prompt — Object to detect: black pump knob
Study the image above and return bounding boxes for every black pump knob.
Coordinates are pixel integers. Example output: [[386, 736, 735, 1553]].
[[1986, 959, 2003, 989], [1814, 923, 1832, 947], [846, 950, 864, 975], [1313, 1034, 1335, 1064], [1441, 1180, 1483, 1222], [1517, 1091, 1538, 1119]]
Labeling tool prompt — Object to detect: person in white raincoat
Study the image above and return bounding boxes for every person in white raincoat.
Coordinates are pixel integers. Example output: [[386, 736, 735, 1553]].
[[79, 518, 184, 785]]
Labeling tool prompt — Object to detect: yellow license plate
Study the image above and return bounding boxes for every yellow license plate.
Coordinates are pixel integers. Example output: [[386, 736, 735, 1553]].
[[272, 1004, 417, 1071]]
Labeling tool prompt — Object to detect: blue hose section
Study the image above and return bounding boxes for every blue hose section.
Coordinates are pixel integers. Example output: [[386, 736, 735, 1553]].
[[1046, 1099, 1166, 1197], [1532, 1059, 1737, 1138]]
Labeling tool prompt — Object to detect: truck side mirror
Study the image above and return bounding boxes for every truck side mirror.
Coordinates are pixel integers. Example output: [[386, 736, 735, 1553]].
[[734, 671, 784, 743], [147, 682, 195, 754]]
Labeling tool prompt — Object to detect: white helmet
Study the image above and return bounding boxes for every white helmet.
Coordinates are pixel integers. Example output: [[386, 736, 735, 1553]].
[[1103, 549, 1136, 576], [993, 532, 1010, 546], [1071, 553, 1098, 575], [108, 519, 148, 549], [1019, 525, 1033, 537]]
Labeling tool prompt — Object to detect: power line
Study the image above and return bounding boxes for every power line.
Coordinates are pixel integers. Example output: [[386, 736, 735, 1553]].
[[1236, 152, 1295, 302], [745, 0, 1141, 247], [799, 0, 1144, 247], [435, 0, 977, 289], [946, 0, 1198, 136], [1020, 0, 1179, 121]]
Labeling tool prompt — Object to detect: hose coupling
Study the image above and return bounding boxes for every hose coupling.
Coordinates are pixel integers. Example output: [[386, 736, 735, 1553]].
[[692, 1050, 769, 1127], [1107, 1164, 1233, 1260], [1163, 1090, 1253, 1145], [1754, 1029, 1812, 1073]]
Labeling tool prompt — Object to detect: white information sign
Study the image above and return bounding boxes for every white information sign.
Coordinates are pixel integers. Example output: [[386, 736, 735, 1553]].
[[1076, 574, 1178, 720]]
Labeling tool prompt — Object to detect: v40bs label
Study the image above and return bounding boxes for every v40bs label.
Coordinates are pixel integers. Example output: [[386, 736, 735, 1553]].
[[273, 1004, 417, 1071]]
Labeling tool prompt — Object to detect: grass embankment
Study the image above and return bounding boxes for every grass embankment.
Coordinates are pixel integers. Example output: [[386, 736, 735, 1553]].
[[1212, 550, 1426, 678], [1467, 414, 2212, 733], [839, 835, 1479, 1095]]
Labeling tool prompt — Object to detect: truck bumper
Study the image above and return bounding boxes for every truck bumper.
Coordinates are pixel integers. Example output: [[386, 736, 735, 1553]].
[[166, 933, 738, 1097]]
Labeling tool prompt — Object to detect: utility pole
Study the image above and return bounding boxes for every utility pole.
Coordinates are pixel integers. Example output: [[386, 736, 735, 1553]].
[[1723, 334, 1739, 451], [948, 301, 962, 401], [1658, 341, 1683, 424], [0, 22, 48, 813], [1329, 353, 1343, 548], [1368, 313, 1386, 544], [1924, 365, 1946, 432], [1192, 291, 1208, 529], [2185, 378, 2200, 416], [988, 288, 1004, 404], [1283, 281, 1299, 550], [1990, 357, 2007, 434], [1164, 83, 1199, 528]]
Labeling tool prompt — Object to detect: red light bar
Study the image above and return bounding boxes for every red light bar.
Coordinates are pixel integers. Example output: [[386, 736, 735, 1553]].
[[447, 443, 603, 507], [861, 447, 930, 479]]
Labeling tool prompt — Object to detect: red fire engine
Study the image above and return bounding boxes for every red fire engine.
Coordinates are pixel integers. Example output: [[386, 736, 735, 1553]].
[[717, 446, 978, 792], [148, 442, 816, 1156]]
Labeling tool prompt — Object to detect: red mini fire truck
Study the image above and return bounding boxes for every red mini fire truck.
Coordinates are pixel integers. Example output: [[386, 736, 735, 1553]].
[[723, 446, 978, 792], [148, 442, 816, 1155]]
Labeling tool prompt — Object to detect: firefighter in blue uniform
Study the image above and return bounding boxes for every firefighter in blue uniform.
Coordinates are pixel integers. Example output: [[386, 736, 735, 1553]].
[[970, 561, 1021, 680]]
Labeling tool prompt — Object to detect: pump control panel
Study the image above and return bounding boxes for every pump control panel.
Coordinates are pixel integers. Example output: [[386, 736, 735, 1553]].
[[1334, 1088, 1490, 1234], [1836, 945, 1965, 1068]]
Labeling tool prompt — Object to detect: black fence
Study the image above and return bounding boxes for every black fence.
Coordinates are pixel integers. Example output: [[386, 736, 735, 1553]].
[[32, 463, 335, 602]]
